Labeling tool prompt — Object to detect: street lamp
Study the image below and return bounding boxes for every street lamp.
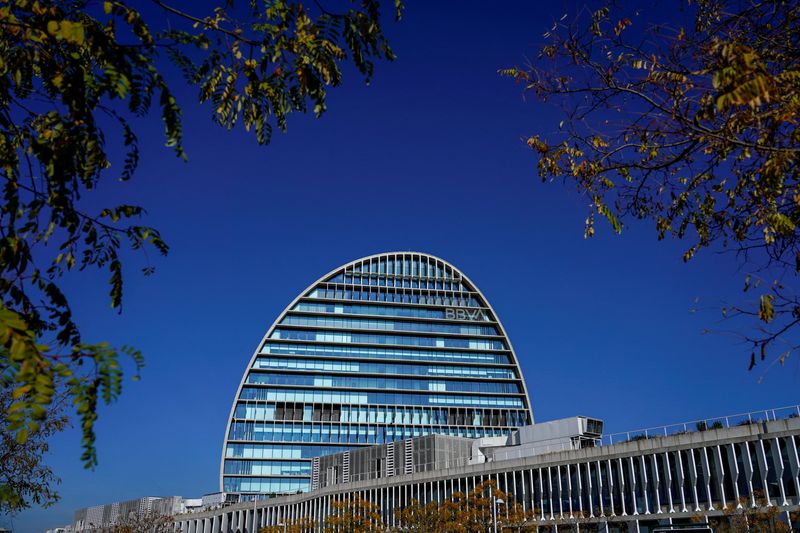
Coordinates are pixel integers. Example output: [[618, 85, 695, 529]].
[[492, 497, 505, 533]]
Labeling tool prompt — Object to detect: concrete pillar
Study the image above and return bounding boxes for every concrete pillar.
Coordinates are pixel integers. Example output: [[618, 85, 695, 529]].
[[650, 454, 661, 514], [639, 455, 650, 514]]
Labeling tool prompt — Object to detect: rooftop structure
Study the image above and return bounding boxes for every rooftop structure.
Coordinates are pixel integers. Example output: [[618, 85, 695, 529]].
[[493, 415, 604, 461], [312, 415, 606, 488], [314, 433, 475, 489]]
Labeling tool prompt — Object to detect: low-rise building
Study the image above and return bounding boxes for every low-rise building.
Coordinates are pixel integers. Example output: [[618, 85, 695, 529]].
[[74, 496, 161, 531], [172, 407, 800, 533], [71, 495, 204, 531]]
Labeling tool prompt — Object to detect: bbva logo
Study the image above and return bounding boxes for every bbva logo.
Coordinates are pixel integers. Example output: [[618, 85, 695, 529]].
[[445, 308, 487, 321]]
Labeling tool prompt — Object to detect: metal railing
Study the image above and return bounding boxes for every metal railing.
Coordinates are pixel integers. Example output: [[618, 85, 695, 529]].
[[601, 404, 800, 445]]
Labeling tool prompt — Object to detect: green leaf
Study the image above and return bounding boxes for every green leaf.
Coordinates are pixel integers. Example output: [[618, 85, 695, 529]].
[[15, 428, 29, 444]]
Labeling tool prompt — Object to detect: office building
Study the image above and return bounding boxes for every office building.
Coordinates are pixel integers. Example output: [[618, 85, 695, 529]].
[[221, 252, 534, 496]]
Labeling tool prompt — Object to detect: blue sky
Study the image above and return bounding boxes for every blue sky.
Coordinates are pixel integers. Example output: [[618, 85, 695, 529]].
[[10, 2, 799, 532]]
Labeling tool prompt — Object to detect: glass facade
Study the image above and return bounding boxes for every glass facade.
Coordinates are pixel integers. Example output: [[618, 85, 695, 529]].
[[221, 252, 533, 496]]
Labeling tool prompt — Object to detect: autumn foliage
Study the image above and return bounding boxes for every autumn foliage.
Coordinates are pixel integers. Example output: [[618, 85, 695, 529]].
[[502, 0, 800, 371]]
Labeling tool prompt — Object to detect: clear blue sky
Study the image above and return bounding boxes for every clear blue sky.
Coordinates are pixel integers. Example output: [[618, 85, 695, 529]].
[[10, 2, 799, 532]]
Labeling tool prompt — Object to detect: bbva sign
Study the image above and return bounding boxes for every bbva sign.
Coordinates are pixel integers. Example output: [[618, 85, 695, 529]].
[[445, 308, 488, 321]]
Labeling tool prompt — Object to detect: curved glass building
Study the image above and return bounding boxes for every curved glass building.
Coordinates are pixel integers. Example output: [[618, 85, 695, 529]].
[[221, 252, 533, 497]]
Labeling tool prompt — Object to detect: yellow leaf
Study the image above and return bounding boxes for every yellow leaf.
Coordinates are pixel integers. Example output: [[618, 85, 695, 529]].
[[759, 294, 775, 323], [47, 20, 85, 44], [12, 384, 32, 399]]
